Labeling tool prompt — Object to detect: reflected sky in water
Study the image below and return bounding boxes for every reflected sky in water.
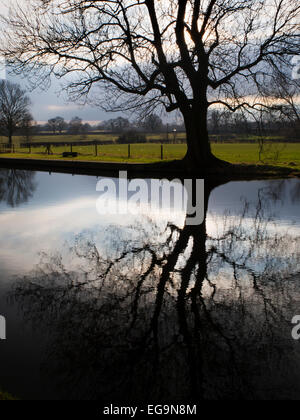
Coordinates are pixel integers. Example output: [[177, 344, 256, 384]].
[[0, 168, 300, 401], [0, 171, 299, 277]]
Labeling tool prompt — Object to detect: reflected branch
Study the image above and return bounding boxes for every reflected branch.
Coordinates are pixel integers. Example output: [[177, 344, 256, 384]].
[[0, 169, 36, 207], [9, 180, 300, 401]]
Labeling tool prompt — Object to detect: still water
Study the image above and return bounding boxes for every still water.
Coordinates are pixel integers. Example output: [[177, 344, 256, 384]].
[[0, 168, 300, 400]]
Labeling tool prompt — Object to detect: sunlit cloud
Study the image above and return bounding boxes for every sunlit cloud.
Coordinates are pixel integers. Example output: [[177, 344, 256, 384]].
[[47, 104, 80, 112]]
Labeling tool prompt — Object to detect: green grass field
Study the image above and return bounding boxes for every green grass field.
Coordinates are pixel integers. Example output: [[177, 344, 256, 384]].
[[1, 143, 300, 171]]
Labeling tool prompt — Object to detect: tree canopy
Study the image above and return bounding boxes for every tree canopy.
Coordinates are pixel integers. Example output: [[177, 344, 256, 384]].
[[1, 0, 299, 168]]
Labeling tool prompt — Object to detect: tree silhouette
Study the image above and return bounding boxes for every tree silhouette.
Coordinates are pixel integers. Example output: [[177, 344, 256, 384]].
[[0, 80, 32, 146], [1, 1, 299, 170]]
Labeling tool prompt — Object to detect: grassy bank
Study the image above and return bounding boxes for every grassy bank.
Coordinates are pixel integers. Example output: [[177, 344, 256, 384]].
[[1, 143, 300, 171]]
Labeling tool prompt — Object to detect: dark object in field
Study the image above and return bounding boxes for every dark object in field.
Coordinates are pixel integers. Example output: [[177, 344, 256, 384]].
[[117, 131, 146, 144], [62, 152, 78, 158]]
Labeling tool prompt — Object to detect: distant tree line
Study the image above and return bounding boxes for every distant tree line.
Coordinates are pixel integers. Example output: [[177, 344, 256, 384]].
[[207, 106, 300, 140], [34, 107, 300, 142], [0, 78, 298, 146], [33, 113, 185, 144], [41, 116, 93, 137]]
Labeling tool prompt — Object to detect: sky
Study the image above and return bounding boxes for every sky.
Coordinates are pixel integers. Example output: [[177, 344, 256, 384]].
[[7, 70, 112, 125], [0, 1, 118, 124], [1, 59, 115, 125]]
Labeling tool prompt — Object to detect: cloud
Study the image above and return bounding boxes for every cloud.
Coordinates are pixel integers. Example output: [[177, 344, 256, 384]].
[[46, 104, 80, 112]]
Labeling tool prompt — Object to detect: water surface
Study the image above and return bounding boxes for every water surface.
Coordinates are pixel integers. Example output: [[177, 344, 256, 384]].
[[0, 168, 300, 400]]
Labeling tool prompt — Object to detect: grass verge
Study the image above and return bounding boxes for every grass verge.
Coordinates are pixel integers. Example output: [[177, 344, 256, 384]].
[[0, 143, 300, 172]]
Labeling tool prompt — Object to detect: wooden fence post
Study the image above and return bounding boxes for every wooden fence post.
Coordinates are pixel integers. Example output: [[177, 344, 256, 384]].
[[128, 144, 131, 159], [95, 143, 98, 157], [161, 144, 163, 160]]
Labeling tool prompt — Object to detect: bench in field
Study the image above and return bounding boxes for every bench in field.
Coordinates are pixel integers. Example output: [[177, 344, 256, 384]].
[[62, 152, 78, 158]]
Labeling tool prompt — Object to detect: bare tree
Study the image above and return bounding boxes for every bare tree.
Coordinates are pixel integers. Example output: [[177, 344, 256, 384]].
[[141, 113, 164, 133], [266, 72, 300, 138], [209, 110, 221, 135], [67, 116, 83, 135], [0, 80, 32, 146], [101, 116, 131, 132], [21, 113, 36, 143], [47, 116, 67, 135], [47, 118, 58, 135], [1, 1, 299, 170]]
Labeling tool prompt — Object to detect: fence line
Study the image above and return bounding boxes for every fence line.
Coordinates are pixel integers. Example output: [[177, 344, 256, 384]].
[[19, 140, 116, 148], [0, 142, 172, 161]]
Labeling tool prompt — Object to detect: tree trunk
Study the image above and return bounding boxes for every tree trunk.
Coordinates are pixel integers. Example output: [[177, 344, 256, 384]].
[[182, 106, 228, 173]]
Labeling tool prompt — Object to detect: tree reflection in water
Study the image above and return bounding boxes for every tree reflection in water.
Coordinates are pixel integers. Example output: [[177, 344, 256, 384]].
[[9, 180, 300, 401], [0, 169, 36, 207]]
